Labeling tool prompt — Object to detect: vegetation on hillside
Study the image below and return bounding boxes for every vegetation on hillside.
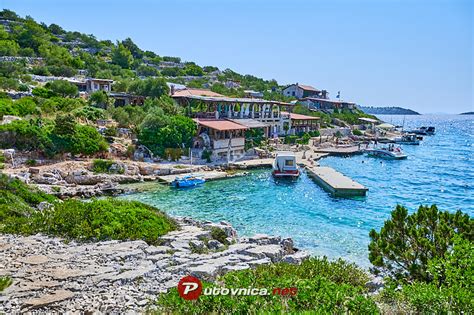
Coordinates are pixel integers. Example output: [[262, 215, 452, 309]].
[[0, 174, 177, 244], [0, 10, 281, 98], [157, 257, 378, 313]]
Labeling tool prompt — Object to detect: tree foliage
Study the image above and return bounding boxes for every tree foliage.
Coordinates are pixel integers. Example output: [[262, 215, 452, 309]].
[[127, 77, 169, 98], [45, 80, 78, 98], [138, 110, 196, 156], [112, 42, 133, 69], [368, 204, 473, 282]]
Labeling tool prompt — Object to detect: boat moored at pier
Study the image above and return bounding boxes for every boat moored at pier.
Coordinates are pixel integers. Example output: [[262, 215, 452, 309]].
[[171, 175, 206, 188], [407, 126, 435, 135], [272, 152, 300, 178]]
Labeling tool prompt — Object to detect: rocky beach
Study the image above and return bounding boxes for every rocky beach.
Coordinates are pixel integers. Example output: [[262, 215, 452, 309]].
[[0, 217, 308, 313], [4, 159, 249, 198]]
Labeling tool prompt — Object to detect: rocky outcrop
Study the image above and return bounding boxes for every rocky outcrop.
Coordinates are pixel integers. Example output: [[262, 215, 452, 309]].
[[0, 217, 309, 313], [6, 160, 236, 198]]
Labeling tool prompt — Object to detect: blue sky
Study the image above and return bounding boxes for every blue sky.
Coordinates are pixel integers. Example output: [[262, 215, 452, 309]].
[[1, 0, 472, 113]]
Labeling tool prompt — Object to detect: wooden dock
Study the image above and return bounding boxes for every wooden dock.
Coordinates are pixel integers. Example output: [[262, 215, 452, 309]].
[[305, 165, 368, 197]]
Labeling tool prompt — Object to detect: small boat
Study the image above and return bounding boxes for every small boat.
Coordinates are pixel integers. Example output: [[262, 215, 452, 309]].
[[393, 133, 420, 145], [171, 175, 205, 188], [407, 126, 435, 136], [365, 145, 408, 160], [272, 152, 300, 178]]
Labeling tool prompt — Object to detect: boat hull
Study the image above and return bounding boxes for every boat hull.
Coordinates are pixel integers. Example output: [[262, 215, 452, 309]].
[[366, 150, 407, 160], [171, 178, 206, 188], [272, 170, 300, 178]]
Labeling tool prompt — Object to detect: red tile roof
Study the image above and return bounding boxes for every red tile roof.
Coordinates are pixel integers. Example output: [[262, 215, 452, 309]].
[[298, 84, 320, 92], [193, 119, 248, 131], [173, 88, 223, 97], [282, 112, 320, 120]]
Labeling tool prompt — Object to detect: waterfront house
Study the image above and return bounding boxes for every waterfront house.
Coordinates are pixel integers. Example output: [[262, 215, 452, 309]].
[[193, 118, 247, 160], [86, 78, 113, 93], [300, 97, 356, 111], [172, 94, 294, 137], [172, 88, 224, 97], [109, 92, 145, 107], [282, 83, 327, 99], [244, 90, 264, 99], [282, 112, 320, 135], [65, 77, 113, 94]]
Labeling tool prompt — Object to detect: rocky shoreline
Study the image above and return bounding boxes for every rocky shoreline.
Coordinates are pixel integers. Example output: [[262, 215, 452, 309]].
[[5, 160, 249, 198], [0, 217, 309, 313]]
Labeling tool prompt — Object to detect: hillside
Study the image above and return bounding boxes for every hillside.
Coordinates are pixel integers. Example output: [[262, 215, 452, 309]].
[[459, 111, 474, 115], [0, 9, 288, 100], [359, 106, 420, 115]]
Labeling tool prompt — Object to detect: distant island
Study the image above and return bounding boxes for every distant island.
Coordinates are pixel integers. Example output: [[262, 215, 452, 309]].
[[459, 112, 474, 115], [359, 106, 420, 115]]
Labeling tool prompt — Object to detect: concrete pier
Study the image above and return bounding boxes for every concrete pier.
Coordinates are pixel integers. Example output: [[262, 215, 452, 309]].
[[305, 165, 368, 197]]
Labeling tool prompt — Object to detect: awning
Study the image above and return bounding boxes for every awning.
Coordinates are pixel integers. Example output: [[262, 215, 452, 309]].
[[228, 119, 270, 129], [193, 119, 248, 131], [359, 118, 379, 123], [282, 112, 320, 120], [377, 123, 395, 129]]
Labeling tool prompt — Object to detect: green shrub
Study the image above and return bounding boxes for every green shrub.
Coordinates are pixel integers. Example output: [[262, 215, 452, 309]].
[[0, 276, 12, 292], [25, 159, 37, 166], [92, 159, 114, 173], [210, 227, 229, 245], [1, 197, 177, 245], [104, 127, 118, 137], [156, 257, 377, 313], [0, 174, 55, 206], [369, 204, 472, 282], [34, 199, 177, 244], [164, 148, 183, 161], [0, 175, 176, 243], [284, 135, 298, 144], [201, 150, 212, 163], [352, 129, 363, 136], [379, 237, 473, 313]]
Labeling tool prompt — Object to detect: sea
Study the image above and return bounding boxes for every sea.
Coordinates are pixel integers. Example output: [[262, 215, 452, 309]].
[[121, 115, 474, 267]]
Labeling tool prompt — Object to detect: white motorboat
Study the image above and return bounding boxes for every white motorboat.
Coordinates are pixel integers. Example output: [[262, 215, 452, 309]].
[[272, 152, 300, 178], [393, 133, 420, 145], [365, 145, 407, 160]]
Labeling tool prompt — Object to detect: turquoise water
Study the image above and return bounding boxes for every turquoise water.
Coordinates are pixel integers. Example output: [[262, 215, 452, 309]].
[[122, 115, 474, 266]]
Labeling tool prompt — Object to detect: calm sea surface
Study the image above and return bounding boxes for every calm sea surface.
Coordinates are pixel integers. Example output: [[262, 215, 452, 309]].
[[122, 115, 474, 266]]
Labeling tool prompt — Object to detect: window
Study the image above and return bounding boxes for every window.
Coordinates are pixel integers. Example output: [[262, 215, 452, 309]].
[[292, 91, 295, 96], [285, 159, 294, 166]]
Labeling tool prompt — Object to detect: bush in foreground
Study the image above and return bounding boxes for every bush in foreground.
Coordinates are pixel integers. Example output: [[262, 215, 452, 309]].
[[156, 257, 378, 313], [0, 277, 12, 292], [369, 204, 472, 282], [0, 175, 177, 244], [378, 236, 473, 313], [370, 205, 473, 314]]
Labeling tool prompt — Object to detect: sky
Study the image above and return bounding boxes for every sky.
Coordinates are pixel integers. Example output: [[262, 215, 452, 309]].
[[1, 0, 472, 114]]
